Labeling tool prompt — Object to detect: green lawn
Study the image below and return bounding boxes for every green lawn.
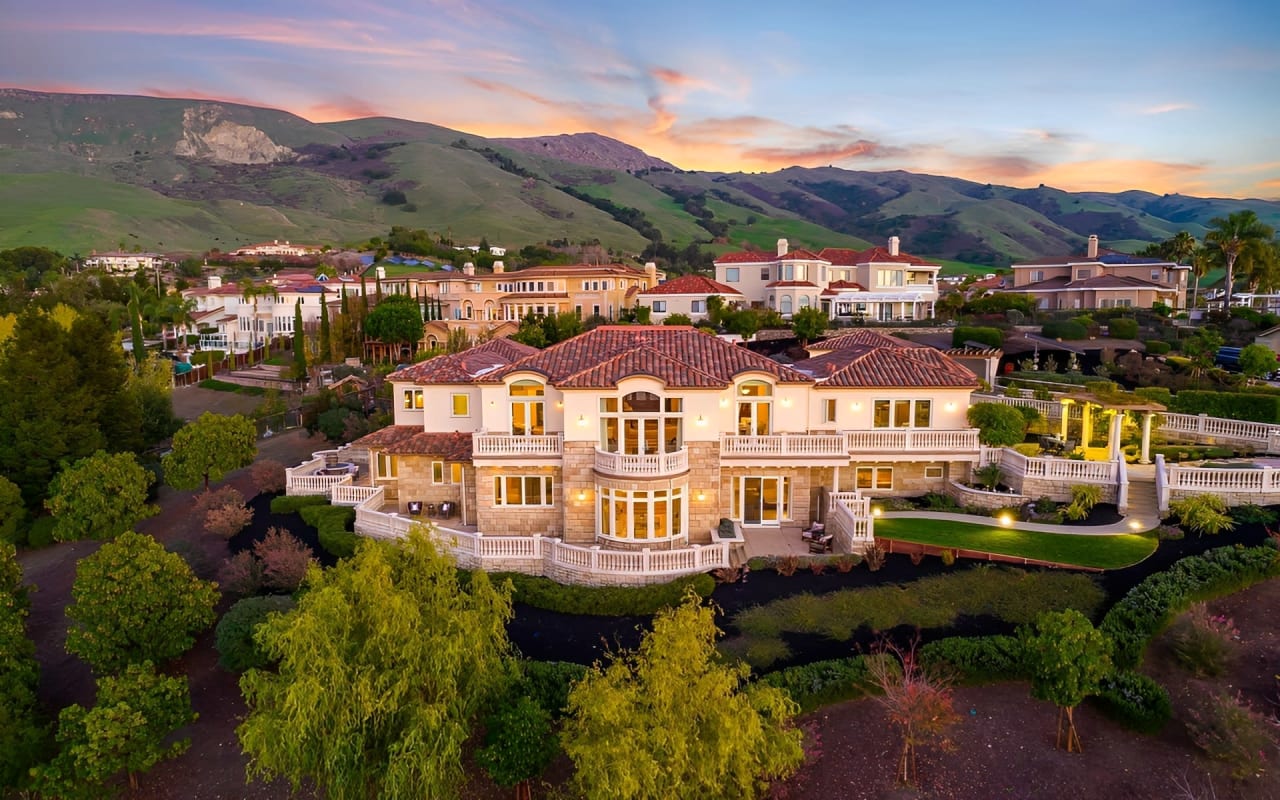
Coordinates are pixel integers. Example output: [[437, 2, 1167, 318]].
[[874, 517, 1157, 569]]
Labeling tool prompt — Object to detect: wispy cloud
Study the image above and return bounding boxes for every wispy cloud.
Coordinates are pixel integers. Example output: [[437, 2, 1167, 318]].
[[1141, 102, 1194, 115]]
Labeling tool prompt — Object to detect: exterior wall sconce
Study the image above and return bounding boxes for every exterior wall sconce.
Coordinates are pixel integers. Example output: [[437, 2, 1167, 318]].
[[720, 397, 729, 407], [872, 507, 882, 517], [780, 397, 792, 407], [945, 402, 956, 411], [577, 490, 588, 502], [577, 414, 588, 426], [695, 415, 707, 426], [696, 490, 706, 502], [851, 402, 862, 411]]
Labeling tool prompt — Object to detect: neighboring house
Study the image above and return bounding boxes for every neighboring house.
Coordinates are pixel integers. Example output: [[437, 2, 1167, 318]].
[[351, 326, 981, 548], [1005, 235, 1188, 310], [636, 274, 745, 322], [182, 271, 350, 352], [83, 251, 170, 274], [231, 240, 323, 258], [714, 237, 941, 321]]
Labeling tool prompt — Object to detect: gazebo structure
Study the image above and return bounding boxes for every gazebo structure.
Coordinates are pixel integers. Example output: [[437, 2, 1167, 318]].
[[1057, 389, 1165, 464]]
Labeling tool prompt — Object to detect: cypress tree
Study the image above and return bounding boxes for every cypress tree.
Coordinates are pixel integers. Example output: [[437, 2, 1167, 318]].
[[292, 299, 307, 381], [319, 298, 332, 364]]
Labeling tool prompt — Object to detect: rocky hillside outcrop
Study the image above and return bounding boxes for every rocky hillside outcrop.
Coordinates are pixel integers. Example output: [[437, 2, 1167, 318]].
[[173, 105, 294, 164], [494, 132, 676, 172]]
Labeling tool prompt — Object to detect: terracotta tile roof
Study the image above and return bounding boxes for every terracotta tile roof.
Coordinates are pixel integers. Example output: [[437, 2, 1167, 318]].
[[351, 427, 473, 460], [390, 338, 540, 384], [810, 330, 911, 351], [713, 250, 775, 264], [820, 280, 868, 295], [793, 336, 979, 389], [765, 280, 819, 288], [482, 326, 814, 388], [778, 248, 828, 261], [639, 274, 742, 296], [817, 247, 936, 267]]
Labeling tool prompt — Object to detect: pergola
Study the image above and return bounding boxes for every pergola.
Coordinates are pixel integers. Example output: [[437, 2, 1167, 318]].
[[1058, 391, 1165, 464]]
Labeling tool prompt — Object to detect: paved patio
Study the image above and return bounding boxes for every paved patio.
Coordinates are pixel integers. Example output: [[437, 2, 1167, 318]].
[[742, 525, 819, 559]]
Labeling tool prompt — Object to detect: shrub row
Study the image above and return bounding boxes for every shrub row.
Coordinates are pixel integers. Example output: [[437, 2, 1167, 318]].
[[1144, 340, 1172, 355], [269, 495, 331, 514], [1041, 320, 1089, 340], [919, 635, 1026, 684], [952, 326, 1004, 349], [490, 572, 715, 616], [298, 504, 358, 559], [759, 656, 875, 712], [1100, 543, 1280, 669], [1091, 671, 1172, 734], [1134, 386, 1172, 407], [1106, 317, 1139, 339], [1169, 390, 1280, 424]]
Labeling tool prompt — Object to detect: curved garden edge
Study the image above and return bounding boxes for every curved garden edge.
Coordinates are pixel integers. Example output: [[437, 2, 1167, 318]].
[[878, 538, 1104, 572]]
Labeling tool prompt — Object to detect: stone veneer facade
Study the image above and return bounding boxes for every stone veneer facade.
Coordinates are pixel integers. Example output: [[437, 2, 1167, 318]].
[[475, 465, 564, 537], [386, 459, 476, 516]]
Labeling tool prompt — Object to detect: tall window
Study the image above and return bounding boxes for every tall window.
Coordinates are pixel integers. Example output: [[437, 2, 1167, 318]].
[[872, 399, 931, 428], [377, 453, 398, 478], [599, 393, 683, 454], [403, 389, 424, 410], [877, 270, 904, 287], [599, 486, 684, 540], [509, 381, 545, 436], [736, 381, 772, 435], [779, 296, 793, 315], [494, 475, 554, 506], [822, 398, 837, 424], [451, 394, 469, 416]]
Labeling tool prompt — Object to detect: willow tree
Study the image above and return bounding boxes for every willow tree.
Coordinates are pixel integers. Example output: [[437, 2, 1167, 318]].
[[237, 528, 514, 800], [1021, 609, 1113, 753], [562, 593, 804, 800]]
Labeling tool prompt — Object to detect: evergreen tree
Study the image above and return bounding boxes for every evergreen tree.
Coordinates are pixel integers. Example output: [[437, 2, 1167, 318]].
[[291, 299, 307, 381], [0, 541, 43, 790], [319, 297, 332, 363], [69, 313, 143, 454]]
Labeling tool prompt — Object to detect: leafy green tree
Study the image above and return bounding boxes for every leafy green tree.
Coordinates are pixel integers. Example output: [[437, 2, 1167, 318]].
[[706, 294, 727, 327], [318, 296, 332, 363], [127, 354, 182, 446], [126, 282, 147, 362], [511, 312, 548, 348], [45, 451, 157, 542], [69, 312, 144, 454], [1205, 210, 1275, 308], [562, 593, 804, 800], [66, 531, 218, 673], [291, 299, 308, 380], [0, 476, 26, 545], [724, 308, 762, 341], [0, 541, 43, 790], [364, 294, 423, 352], [32, 662, 195, 797], [238, 528, 514, 800], [1020, 609, 1113, 753], [162, 412, 257, 491], [790, 306, 828, 346], [967, 402, 1028, 447], [445, 327, 472, 353], [1183, 328, 1225, 380], [663, 312, 694, 326], [476, 695, 559, 797], [1238, 343, 1279, 380]]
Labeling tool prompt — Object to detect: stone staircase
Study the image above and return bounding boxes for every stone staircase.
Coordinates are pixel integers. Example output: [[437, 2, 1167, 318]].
[[1124, 476, 1160, 527]]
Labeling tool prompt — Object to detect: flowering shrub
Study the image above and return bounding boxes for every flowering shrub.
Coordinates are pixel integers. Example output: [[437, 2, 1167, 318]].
[[253, 527, 316, 593], [193, 486, 244, 519], [205, 503, 253, 539], [1185, 690, 1276, 780], [1169, 602, 1238, 677], [249, 460, 287, 495]]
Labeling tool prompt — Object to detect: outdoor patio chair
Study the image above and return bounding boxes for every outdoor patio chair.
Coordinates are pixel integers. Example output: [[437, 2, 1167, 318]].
[[808, 534, 833, 554], [801, 522, 826, 541]]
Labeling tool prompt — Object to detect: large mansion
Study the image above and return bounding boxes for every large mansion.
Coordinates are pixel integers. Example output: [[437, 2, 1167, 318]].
[[352, 327, 985, 547], [1004, 235, 1188, 310], [182, 272, 352, 352], [713, 238, 941, 322], [83, 251, 170, 274]]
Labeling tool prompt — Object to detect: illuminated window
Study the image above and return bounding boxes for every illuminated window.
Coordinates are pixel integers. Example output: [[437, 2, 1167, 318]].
[[403, 389, 424, 410], [872, 399, 931, 428], [855, 466, 893, 490], [493, 475, 554, 506], [451, 393, 469, 417], [377, 453, 398, 478]]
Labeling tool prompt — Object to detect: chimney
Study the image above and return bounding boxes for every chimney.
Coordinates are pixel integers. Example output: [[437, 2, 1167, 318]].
[[273, 239, 279, 245], [888, 236, 900, 257], [776, 238, 789, 257], [644, 261, 658, 284], [207, 275, 222, 289], [463, 262, 475, 276], [1087, 235, 1099, 259], [493, 260, 505, 274], [375, 265, 386, 280]]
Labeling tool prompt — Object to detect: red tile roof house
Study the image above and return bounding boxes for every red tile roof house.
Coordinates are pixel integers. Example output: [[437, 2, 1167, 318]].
[[635, 274, 746, 322], [714, 237, 941, 322], [285, 326, 983, 584], [1002, 235, 1188, 311]]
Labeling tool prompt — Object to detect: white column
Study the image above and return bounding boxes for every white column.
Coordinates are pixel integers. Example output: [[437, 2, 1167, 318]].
[[1108, 410, 1124, 461], [1140, 412, 1153, 465]]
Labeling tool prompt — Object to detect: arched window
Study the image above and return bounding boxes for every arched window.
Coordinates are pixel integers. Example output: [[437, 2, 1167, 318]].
[[779, 296, 793, 315], [599, 392, 683, 454], [799, 295, 811, 309], [736, 381, 772, 435], [509, 380, 545, 436]]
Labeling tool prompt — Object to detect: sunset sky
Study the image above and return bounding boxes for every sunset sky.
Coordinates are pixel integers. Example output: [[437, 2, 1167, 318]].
[[3, 0, 1278, 197]]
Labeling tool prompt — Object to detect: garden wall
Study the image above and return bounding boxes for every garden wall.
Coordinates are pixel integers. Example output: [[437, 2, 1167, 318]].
[[945, 480, 1028, 510]]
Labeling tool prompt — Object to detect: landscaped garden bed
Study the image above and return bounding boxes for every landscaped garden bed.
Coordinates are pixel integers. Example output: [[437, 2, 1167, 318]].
[[873, 517, 1156, 569]]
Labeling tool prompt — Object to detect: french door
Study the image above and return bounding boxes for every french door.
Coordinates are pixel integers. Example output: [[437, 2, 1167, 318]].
[[738, 477, 789, 526]]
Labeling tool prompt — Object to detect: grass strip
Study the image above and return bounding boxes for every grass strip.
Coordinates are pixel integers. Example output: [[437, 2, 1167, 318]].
[[874, 517, 1157, 569]]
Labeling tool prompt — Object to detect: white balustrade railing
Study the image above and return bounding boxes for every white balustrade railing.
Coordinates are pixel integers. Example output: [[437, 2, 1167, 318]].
[[720, 433, 847, 457], [987, 447, 1118, 483], [1163, 412, 1280, 448], [827, 491, 874, 552], [286, 474, 352, 495], [973, 393, 1071, 420], [843, 428, 980, 452], [594, 448, 689, 476], [1167, 465, 1280, 492], [331, 484, 382, 506], [472, 432, 563, 457]]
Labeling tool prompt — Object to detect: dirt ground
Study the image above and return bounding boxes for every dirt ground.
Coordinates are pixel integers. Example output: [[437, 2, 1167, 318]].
[[170, 384, 266, 421], [16, 427, 1280, 799]]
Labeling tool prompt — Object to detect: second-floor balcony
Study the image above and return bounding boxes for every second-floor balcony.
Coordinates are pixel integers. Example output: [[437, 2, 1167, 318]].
[[843, 428, 980, 453], [594, 448, 688, 477], [720, 428, 981, 460], [472, 432, 563, 458]]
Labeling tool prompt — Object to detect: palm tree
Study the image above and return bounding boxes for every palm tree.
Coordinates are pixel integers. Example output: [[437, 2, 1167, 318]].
[[238, 280, 280, 361], [1205, 211, 1274, 309], [1188, 246, 1213, 310], [159, 293, 197, 352]]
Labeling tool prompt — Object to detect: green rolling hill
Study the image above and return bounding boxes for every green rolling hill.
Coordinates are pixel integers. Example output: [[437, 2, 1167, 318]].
[[0, 89, 1276, 268]]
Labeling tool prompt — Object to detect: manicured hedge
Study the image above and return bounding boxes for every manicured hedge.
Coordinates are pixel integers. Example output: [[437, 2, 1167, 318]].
[[490, 572, 715, 616], [298, 504, 358, 558], [1134, 386, 1172, 407], [517, 660, 588, 717], [759, 656, 875, 712], [919, 635, 1026, 684], [269, 495, 331, 514], [214, 595, 296, 672], [1090, 670, 1173, 734], [1106, 317, 1139, 339], [1144, 340, 1171, 355], [1041, 320, 1089, 340], [1100, 543, 1280, 669], [1168, 390, 1280, 424], [952, 326, 1004, 349]]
